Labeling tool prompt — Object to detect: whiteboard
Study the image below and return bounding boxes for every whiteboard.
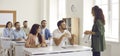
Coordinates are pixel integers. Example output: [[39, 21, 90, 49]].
[[0, 13, 13, 25], [0, 10, 16, 27]]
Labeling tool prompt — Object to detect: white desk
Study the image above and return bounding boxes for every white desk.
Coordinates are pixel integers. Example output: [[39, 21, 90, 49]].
[[11, 41, 25, 56], [0, 37, 26, 56], [24, 45, 92, 56]]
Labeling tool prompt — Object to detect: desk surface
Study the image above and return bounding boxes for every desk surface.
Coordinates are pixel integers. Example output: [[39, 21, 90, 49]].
[[24, 45, 92, 55]]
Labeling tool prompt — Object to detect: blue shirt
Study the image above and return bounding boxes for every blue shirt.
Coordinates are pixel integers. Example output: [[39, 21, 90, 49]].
[[13, 29, 26, 39], [3, 28, 14, 38], [41, 28, 52, 40]]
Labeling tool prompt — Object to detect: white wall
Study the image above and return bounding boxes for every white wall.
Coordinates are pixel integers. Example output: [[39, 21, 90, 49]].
[[83, 0, 94, 32], [0, 0, 44, 34], [66, 0, 83, 18], [66, 0, 83, 44]]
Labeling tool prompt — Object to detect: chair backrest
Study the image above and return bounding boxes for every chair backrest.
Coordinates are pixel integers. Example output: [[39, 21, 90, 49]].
[[0, 32, 2, 37], [0, 37, 12, 49]]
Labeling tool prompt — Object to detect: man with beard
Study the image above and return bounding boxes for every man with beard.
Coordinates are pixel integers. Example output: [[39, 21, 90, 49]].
[[53, 20, 75, 46], [40, 20, 52, 45], [22, 21, 30, 36], [13, 22, 26, 41]]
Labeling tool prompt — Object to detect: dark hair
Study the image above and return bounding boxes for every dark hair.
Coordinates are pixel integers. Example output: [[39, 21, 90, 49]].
[[41, 20, 46, 24], [30, 24, 42, 43], [92, 6, 105, 25], [99, 8, 105, 25], [23, 20, 28, 24], [57, 20, 65, 28], [5, 21, 12, 28], [14, 22, 20, 27]]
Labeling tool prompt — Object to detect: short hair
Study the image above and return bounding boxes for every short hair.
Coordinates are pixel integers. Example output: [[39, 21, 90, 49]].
[[57, 20, 65, 28], [41, 20, 46, 24], [5, 21, 12, 28], [23, 20, 28, 24], [14, 22, 20, 27]]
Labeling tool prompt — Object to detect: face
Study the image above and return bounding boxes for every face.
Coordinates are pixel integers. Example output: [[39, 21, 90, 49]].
[[8, 23, 12, 28], [60, 22, 66, 30], [23, 22, 27, 27], [41, 21, 47, 28], [15, 23, 20, 30], [37, 26, 41, 33]]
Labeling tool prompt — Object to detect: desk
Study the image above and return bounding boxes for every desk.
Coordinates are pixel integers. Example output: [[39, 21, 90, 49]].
[[0, 37, 26, 56], [24, 45, 92, 56], [11, 41, 25, 56]]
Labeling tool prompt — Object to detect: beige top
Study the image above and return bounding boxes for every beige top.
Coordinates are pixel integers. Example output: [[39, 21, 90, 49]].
[[25, 34, 46, 48], [25, 34, 38, 48], [22, 27, 30, 35]]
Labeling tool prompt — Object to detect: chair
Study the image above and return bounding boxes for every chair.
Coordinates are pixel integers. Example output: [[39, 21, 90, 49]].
[[0, 37, 12, 56]]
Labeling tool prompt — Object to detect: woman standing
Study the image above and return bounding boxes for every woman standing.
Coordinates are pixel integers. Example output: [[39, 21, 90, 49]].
[[3, 21, 14, 38], [25, 24, 47, 48], [84, 6, 106, 56]]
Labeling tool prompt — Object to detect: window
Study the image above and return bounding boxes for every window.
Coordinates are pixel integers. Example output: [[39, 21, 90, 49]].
[[49, 0, 66, 33], [94, 0, 119, 42], [83, 0, 94, 33]]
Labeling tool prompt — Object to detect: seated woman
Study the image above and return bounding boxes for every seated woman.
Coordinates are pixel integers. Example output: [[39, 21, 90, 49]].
[[3, 21, 14, 38], [25, 24, 47, 48]]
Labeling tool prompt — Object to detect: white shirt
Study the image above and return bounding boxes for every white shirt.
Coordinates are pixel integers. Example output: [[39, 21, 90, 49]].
[[53, 29, 71, 47], [41, 28, 46, 36], [35, 37, 39, 45]]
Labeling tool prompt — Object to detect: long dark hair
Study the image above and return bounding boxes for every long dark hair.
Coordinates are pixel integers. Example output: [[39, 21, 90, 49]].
[[30, 24, 42, 43], [6, 21, 12, 28], [92, 6, 105, 25]]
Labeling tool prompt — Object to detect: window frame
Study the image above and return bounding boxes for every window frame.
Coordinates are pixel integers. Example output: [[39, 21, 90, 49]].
[[94, 0, 120, 42]]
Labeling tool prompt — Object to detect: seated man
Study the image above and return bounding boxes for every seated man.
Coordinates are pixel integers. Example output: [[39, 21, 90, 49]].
[[40, 20, 52, 45], [13, 22, 26, 41], [53, 20, 75, 46], [22, 20, 30, 36]]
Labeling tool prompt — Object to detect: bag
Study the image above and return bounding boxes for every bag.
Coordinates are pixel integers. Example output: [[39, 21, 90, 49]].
[[81, 34, 91, 47]]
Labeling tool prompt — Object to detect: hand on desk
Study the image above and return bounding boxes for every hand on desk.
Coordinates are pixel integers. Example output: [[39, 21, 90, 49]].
[[36, 43, 47, 48], [41, 42, 47, 47], [16, 38, 25, 41]]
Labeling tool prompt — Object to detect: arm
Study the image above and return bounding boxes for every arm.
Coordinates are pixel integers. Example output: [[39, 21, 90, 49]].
[[53, 34, 66, 46], [25, 36, 31, 48], [25, 34, 36, 48], [65, 30, 76, 45], [84, 20, 104, 36], [95, 20, 105, 36], [84, 31, 95, 35], [47, 29, 52, 40], [17, 30, 27, 41], [22, 30, 27, 39], [68, 34, 76, 45], [40, 35, 47, 47], [3, 29, 8, 37], [44, 29, 52, 40]]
